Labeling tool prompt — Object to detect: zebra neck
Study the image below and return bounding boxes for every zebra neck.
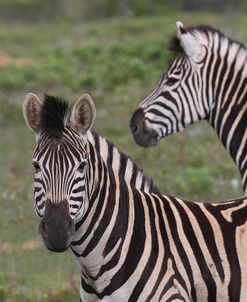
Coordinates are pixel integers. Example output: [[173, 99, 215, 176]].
[[72, 170, 155, 296], [207, 38, 247, 125], [71, 157, 133, 282], [86, 131, 158, 193], [207, 46, 247, 178], [72, 132, 156, 282]]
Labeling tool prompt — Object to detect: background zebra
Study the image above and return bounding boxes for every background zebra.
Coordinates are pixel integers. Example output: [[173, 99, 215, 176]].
[[130, 22, 247, 193], [23, 93, 247, 301]]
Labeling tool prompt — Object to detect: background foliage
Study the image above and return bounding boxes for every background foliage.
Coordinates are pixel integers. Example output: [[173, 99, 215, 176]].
[[0, 1, 246, 301]]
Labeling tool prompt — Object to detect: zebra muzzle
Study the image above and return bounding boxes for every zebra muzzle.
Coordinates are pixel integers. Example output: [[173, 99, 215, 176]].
[[130, 108, 159, 147], [38, 200, 75, 253]]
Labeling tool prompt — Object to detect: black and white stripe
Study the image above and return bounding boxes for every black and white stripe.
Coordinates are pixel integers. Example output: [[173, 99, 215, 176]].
[[24, 95, 247, 301], [130, 22, 247, 192], [32, 128, 89, 219]]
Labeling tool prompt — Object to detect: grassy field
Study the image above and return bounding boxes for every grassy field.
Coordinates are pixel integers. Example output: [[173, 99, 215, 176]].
[[0, 11, 247, 301]]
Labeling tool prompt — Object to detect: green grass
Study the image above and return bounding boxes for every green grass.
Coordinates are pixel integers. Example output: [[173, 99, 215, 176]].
[[0, 11, 247, 301]]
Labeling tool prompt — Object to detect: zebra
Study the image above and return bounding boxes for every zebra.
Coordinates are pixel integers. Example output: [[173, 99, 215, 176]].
[[23, 93, 247, 301], [130, 21, 247, 192]]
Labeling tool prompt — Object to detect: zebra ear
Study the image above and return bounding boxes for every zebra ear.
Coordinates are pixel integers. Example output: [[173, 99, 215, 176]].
[[23, 93, 42, 133], [176, 21, 203, 60], [70, 94, 96, 134], [176, 21, 186, 38]]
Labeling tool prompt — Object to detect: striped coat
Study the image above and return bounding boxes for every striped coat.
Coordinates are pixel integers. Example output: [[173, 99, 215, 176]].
[[130, 22, 247, 192], [23, 93, 247, 301]]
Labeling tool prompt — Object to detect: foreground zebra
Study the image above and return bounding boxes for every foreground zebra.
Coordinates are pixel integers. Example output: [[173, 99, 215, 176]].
[[23, 93, 247, 301], [130, 22, 247, 192]]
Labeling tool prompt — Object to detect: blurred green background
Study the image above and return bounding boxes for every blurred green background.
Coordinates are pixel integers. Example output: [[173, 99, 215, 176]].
[[0, 0, 246, 301]]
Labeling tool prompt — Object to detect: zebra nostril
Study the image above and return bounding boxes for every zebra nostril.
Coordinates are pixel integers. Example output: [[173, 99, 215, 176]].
[[130, 108, 145, 135], [131, 124, 138, 133]]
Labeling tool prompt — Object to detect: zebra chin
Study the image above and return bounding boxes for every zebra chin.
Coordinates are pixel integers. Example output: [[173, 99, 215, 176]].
[[132, 131, 159, 148]]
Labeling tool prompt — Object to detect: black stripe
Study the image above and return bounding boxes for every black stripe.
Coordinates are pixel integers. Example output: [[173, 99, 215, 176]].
[[162, 196, 196, 300], [128, 193, 159, 300]]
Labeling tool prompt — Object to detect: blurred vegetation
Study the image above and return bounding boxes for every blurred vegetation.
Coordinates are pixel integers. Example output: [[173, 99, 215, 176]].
[[0, 2, 247, 301], [0, 0, 246, 21]]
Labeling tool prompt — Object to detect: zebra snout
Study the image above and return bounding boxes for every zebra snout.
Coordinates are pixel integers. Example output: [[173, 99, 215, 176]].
[[39, 217, 75, 253], [38, 200, 75, 253], [130, 108, 145, 134], [130, 108, 159, 148]]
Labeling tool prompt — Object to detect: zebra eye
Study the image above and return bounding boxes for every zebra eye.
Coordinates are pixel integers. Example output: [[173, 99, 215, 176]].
[[33, 162, 41, 173], [166, 77, 179, 86], [77, 162, 86, 173]]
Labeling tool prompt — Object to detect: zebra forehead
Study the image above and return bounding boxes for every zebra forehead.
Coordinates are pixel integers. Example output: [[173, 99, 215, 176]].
[[34, 133, 85, 163]]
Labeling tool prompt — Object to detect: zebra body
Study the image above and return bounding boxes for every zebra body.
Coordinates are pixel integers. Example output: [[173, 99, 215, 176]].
[[130, 22, 247, 192], [23, 93, 247, 301]]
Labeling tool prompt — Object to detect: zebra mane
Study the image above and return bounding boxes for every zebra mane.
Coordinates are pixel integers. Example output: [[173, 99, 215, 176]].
[[39, 94, 71, 137], [90, 132, 160, 194], [169, 24, 246, 53]]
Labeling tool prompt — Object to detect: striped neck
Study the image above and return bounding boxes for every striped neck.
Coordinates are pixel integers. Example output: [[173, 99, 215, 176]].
[[87, 131, 158, 194], [72, 129, 158, 234], [71, 131, 145, 280], [203, 32, 247, 186]]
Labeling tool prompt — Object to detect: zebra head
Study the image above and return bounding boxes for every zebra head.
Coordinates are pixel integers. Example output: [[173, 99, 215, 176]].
[[130, 21, 209, 147], [23, 93, 96, 252]]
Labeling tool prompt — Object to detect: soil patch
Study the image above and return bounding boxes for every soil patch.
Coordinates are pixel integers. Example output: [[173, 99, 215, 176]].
[[0, 53, 32, 66]]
